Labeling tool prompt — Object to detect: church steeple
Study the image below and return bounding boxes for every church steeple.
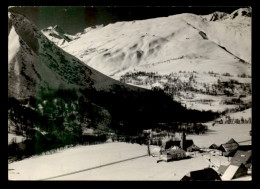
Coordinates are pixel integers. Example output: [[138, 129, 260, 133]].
[[181, 130, 186, 150]]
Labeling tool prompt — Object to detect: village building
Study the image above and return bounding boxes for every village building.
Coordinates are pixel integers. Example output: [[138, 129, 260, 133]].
[[221, 162, 248, 181], [160, 138, 194, 153], [231, 150, 252, 169], [209, 143, 218, 149], [181, 168, 221, 181], [186, 144, 200, 152], [158, 135, 196, 162], [182, 140, 194, 151], [160, 148, 186, 162], [218, 150, 252, 179], [160, 139, 180, 153], [218, 138, 239, 157]]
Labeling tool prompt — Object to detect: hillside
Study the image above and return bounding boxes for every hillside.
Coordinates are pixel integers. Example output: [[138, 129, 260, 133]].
[[42, 8, 251, 113], [8, 12, 134, 99], [47, 8, 251, 76]]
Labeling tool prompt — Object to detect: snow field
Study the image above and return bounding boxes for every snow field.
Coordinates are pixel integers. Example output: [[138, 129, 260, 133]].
[[8, 123, 251, 180]]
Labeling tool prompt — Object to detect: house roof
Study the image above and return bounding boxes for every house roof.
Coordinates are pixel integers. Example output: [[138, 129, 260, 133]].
[[209, 144, 218, 149], [218, 138, 239, 152], [161, 140, 180, 150], [231, 150, 252, 166], [187, 144, 200, 150], [161, 139, 194, 151], [221, 163, 247, 181], [184, 140, 194, 148], [217, 165, 228, 175], [182, 168, 221, 181], [171, 146, 180, 150], [221, 164, 240, 181], [221, 143, 239, 152], [180, 175, 193, 181], [165, 148, 186, 155], [226, 138, 238, 144]]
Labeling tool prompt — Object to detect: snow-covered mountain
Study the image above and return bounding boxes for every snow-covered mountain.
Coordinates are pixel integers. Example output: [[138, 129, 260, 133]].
[[8, 11, 131, 100], [45, 7, 251, 79], [41, 25, 103, 48], [42, 8, 251, 112]]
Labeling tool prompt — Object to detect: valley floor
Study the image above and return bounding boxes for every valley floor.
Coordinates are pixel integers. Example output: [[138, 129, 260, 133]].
[[8, 124, 251, 181]]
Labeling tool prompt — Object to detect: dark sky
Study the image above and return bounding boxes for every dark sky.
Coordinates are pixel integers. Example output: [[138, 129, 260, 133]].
[[9, 6, 249, 35]]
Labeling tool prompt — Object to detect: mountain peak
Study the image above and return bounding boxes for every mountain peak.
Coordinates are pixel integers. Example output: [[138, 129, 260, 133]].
[[230, 7, 252, 19], [42, 25, 65, 34], [53, 25, 65, 34], [41, 25, 75, 46], [202, 8, 252, 22], [209, 11, 229, 21]]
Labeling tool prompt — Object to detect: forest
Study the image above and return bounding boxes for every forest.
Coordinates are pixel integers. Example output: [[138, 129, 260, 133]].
[[8, 83, 219, 162]]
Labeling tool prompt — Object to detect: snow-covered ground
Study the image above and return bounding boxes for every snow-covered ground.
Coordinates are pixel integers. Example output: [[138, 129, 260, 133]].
[[231, 175, 252, 181], [8, 142, 209, 181], [8, 123, 251, 180], [184, 124, 251, 148], [226, 108, 251, 120]]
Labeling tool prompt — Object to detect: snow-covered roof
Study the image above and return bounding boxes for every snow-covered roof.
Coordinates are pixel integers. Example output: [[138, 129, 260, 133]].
[[231, 150, 252, 166], [221, 164, 241, 181], [166, 148, 186, 155], [219, 138, 239, 152], [209, 143, 218, 149], [217, 165, 228, 175]]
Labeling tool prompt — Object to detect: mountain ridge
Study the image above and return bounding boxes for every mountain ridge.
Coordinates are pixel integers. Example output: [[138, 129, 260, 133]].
[[44, 9, 250, 80]]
